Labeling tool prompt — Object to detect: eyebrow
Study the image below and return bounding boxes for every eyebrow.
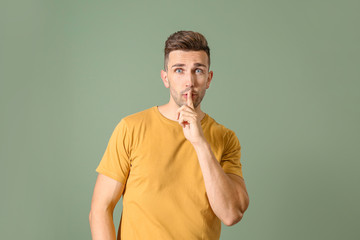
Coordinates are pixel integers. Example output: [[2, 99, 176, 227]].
[[171, 63, 207, 68], [171, 64, 185, 68]]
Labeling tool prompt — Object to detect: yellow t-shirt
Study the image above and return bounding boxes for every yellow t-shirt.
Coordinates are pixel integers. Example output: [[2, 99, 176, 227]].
[[96, 106, 243, 240]]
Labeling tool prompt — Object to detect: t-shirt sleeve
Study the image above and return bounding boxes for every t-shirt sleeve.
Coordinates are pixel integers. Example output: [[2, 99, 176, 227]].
[[220, 129, 243, 178], [96, 119, 131, 184]]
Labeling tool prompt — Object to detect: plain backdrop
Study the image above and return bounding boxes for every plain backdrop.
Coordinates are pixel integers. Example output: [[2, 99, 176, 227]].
[[1, 0, 359, 239]]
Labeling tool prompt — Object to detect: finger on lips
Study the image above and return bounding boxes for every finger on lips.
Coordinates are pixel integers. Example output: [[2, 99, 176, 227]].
[[187, 89, 194, 108], [177, 89, 195, 125]]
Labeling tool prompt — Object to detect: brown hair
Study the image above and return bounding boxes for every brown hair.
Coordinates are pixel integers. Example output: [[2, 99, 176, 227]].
[[164, 30, 210, 71]]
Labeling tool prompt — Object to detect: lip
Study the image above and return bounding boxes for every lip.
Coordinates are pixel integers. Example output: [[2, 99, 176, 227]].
[[183, 93, 197, 98]]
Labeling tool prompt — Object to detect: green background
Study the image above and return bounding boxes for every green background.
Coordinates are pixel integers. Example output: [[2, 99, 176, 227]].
[[1, 0, 359, 239]]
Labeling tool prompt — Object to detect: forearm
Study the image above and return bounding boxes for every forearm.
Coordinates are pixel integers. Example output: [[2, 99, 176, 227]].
[[89, 210, 117, 240], [193, 140, 243, 225]]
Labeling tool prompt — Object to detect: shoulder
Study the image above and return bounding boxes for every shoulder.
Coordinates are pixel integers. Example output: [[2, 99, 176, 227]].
[[209, 116, 241, 151], [123, 107, 155, 121], [204, 115, 241, 151], [204, 115, 240, 148], [205, 115, 236, 138], [116, 106, 157, 130]]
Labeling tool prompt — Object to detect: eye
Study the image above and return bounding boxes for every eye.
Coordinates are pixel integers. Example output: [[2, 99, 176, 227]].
[[175, 68, 183, 73], [195, 69, 203, 73]]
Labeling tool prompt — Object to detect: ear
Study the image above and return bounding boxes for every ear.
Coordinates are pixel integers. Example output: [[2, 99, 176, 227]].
[[161, 70, 170, 88], [206, 70, 214, 89]]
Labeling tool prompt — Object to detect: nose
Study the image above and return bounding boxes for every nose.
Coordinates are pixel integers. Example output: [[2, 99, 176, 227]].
[[184, 72, 195, 88]]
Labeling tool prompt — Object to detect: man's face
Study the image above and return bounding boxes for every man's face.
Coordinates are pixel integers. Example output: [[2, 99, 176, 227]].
[[161, 50, 213, 108]]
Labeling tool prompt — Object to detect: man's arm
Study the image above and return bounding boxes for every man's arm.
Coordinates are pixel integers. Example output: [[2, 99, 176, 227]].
[[89, 173, 125, 240], [192, 141, 249, 226], [177, 89, 249, 226]]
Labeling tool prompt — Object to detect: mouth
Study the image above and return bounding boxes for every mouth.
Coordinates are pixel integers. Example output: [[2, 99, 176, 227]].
[[183, 93, 197, 98]]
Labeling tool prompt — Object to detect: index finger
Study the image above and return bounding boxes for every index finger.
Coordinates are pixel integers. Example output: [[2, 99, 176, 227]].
[[187, 89, 194, 109]]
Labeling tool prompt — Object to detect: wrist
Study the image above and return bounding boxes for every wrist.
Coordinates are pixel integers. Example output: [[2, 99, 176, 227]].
[[191, 137, 209, 150]]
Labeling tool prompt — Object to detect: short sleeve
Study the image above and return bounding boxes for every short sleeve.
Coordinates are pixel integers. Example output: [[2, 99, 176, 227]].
[[96, 119, 131, 184], [220, 129, 243, 178]]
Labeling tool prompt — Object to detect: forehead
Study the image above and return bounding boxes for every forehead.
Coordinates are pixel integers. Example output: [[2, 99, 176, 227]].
[[168, 50, 208, 66]]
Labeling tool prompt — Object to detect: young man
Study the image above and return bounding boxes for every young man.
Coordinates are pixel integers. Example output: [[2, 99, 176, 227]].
[[89, 30, 249, 240]]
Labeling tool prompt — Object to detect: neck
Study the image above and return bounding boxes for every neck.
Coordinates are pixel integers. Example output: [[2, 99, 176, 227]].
[[157, 100, 205, 122]]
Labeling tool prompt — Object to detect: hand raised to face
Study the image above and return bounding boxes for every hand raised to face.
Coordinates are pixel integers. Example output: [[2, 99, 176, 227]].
[[176, 89, 206, 145]]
